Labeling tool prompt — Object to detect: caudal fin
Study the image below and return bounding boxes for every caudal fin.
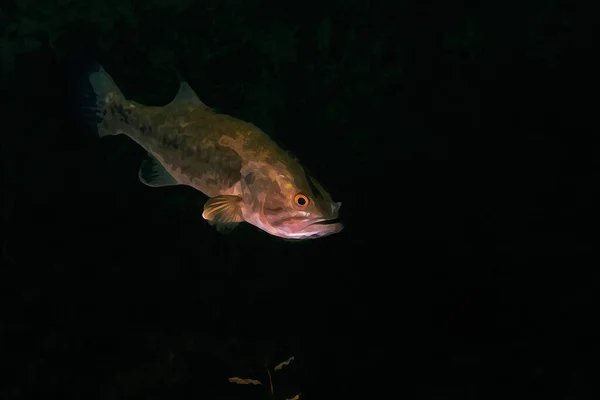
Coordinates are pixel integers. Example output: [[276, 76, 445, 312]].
[[77, 63, 125, 137]]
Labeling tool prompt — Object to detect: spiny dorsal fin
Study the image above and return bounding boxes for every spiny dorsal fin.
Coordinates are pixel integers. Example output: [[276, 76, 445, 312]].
[[202, 195, 244, 233], [170, 81, 207, 109], [138, 155, 179, 187]]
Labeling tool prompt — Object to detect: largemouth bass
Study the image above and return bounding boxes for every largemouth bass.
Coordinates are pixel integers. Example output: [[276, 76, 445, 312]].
[[84, 65, 343, 239]]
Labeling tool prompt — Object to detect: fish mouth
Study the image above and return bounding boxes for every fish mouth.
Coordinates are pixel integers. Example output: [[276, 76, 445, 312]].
[[270, 216, 343, 239], [310, 217, 341, 226], [304, 217, 343, 237]]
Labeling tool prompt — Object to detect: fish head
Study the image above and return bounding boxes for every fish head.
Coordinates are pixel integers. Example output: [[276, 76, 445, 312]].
[[242, 164, 343, 240]]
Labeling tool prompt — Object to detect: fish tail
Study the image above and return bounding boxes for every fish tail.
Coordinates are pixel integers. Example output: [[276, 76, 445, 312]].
[[78, 63, 126, 138]]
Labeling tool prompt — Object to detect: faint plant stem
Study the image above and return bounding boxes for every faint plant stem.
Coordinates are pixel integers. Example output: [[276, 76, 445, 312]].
[[266, 362, 274, 399]]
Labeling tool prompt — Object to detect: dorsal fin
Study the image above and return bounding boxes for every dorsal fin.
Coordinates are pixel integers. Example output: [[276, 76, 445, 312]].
[[170, 81, 207, 109]]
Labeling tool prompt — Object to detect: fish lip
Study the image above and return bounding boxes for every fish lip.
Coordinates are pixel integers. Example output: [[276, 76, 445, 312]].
[[309, 217, 341, 226], [272, 216, 343, 238], [305, 217, 343, 236]]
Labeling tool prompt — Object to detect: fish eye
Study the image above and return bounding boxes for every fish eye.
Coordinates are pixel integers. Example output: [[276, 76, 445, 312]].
[[294, 193, 309, 208]]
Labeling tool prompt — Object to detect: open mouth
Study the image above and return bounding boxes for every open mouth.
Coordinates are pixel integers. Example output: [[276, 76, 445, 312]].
[[310, 217, 341, 226], [314, 217, 340, 225]]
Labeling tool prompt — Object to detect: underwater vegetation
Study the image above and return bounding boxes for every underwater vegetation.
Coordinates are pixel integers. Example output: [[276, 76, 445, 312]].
[[229, 356, 300, 400]]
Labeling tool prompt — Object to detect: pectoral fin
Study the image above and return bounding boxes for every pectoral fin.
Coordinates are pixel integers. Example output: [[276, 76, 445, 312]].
[[202, 195, 244, 233], [138, 155, 178, 187]]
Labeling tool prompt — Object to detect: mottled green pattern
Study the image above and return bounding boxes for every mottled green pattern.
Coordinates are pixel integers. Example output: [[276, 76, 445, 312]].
[[107, 101, 249, 192]]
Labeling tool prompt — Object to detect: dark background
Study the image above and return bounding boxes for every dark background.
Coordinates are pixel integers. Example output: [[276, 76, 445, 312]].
[[0, 0, 597, 399]]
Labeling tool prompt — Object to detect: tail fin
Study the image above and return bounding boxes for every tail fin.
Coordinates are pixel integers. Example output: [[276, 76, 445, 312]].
[[77, 63, 125, 137]]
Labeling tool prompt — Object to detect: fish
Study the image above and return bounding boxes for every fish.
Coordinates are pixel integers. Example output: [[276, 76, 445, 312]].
[[81, 65, 343, 239]]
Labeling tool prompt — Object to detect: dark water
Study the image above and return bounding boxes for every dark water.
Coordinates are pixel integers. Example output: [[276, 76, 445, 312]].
[[1, 1, 597, 399]]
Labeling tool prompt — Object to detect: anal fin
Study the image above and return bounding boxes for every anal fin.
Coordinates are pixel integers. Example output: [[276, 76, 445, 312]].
[[138, 155, 179, 187]]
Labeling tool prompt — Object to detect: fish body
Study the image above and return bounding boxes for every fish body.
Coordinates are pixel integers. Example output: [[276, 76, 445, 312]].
[[84, 66, 343, 239]]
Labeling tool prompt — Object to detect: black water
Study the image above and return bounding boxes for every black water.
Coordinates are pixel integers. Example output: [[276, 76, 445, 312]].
[[1, 1, 597, 399]]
